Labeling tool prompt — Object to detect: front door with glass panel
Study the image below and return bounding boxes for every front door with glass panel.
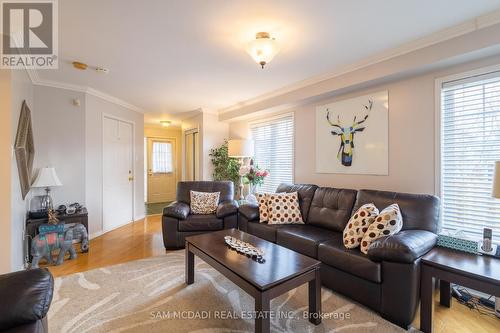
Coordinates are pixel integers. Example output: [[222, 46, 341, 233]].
[[147, 138, 176, 203]]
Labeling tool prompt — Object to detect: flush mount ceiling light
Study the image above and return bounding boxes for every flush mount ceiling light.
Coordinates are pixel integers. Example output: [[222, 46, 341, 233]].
[[160, 120, 172, 127], [247, 32, 280, 69]]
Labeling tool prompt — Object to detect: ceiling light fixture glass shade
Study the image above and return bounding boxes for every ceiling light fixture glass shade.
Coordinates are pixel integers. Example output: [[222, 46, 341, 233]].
[[247, 32, 279, 69], [160, 120, 171, 127]]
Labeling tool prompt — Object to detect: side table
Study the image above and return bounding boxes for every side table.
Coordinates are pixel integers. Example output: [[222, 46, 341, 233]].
[[420, 247, 500, 333], [26, 208, 89, 261]]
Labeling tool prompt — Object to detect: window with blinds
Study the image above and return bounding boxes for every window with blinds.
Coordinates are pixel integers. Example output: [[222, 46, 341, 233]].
[[440, 70, 500, 242], [250, 114, 294, 193], [152, 141, 173, 173]]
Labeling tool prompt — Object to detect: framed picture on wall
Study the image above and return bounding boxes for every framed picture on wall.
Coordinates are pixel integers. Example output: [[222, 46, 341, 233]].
[[315, 90, 389, 175]]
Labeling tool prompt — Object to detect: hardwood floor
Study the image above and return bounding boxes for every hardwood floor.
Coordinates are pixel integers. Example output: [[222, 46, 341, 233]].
[[46, 215, 498, 332], [46, 214, 165, 277]]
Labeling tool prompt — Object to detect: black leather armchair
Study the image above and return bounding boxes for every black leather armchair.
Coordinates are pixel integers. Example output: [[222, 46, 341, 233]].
[[0, 268, 54, 333], [162, 181, 238, 249]]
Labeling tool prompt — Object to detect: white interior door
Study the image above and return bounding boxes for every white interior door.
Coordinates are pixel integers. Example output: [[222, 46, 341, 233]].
[[103, 117, 134, 232], [147, 138, 176, 203]]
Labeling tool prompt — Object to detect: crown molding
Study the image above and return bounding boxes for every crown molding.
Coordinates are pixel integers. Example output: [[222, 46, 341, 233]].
[[218, 9, 500, 115], [27, 76, 145, 113], [86, 87, 144, 113]]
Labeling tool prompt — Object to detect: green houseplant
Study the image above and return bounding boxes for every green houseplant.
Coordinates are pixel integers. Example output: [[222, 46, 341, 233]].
[[209, 140, 240, 186]]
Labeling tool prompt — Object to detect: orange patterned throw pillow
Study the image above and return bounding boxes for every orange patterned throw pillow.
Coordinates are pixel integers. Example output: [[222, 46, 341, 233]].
[[360, 203, 403, 254], [256, 193, 270, 223], [267, 192, 304, 225], [343, 203, 379, 249]]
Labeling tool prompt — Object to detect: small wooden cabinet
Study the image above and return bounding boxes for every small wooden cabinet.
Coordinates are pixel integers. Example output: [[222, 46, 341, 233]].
[[26, 208, 88, 261]]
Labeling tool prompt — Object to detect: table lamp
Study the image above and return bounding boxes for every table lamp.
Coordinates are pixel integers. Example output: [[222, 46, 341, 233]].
[[32, 167, 62, 211], [228, 139, 254, 200]]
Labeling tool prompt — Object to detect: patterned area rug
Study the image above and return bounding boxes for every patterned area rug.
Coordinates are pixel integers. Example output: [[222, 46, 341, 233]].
[[49, 251, 408, 333]]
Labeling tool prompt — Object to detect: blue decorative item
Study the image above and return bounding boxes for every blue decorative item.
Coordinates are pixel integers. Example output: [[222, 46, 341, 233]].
[[437, 230, 479, 254], [39, 223, 64, 236]]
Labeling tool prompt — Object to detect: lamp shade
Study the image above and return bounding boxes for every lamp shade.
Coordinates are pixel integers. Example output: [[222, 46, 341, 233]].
[[493, 161, 500, 199], [32, 167, 62, 188], [247, 32, 280, 69], [228, 139, 254, 158]]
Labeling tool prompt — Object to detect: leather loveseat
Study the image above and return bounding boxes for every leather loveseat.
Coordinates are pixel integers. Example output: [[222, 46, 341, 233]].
[[0, 268, 54, 332], [162, 181, 239, 249], [239, 183, 439, 328]]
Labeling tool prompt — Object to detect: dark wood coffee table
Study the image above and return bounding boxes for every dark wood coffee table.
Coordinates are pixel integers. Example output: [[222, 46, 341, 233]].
[[420, 247, 500, 333], [185, 228, 322, 333]]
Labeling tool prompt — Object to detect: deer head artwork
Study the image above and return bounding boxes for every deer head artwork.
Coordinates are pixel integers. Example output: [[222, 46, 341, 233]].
[[326, 99, 373, 166]]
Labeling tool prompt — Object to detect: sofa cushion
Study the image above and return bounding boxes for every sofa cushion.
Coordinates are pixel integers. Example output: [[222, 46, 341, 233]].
[[239, 203, 259, 221], [276, 183, 318, 222], [307, 187, 357, 231], [246, 221, 288, 242], [276, 225, 340, 258], [318, 237, 381, 283], [353, 190, 440, 233], [178, 215, 223, 232]]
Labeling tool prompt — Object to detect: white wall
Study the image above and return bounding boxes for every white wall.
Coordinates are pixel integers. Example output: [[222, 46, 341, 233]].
[[0, 69, 13, 273], [229, 54, 500, 195], [202, 113, 229, 180], [10, 70, 35, 271], [0, 68, 35, 272], [29, 86, 144, 238], [32, 86, 86, 204], [85, 94, 145, 236]]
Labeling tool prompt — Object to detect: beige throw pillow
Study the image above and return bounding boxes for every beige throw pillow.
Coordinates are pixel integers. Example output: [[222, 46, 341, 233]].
[[267, 192, 304, 224], [343, 203, 379, 249], [190, 190, 220, 214], [360, 203, 403, 254]]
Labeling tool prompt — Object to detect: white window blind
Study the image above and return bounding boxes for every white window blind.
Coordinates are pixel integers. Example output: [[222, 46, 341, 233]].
[[152, 141, 173, 173], [250, 114, 294, 193], [440, 70, 500, 242]]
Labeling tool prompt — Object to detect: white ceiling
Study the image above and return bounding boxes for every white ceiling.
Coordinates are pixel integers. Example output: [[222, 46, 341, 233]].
[[38, 0, 500, 123]]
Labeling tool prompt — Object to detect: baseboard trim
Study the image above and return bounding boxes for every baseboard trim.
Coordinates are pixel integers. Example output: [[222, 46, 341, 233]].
[[90, 217, 145, 240], [89, 231, 104, 240]]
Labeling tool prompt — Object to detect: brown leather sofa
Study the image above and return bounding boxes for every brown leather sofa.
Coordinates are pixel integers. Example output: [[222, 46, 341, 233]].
[[162, 181, 239, 249], [239, 183, 440, 328], [0, 268, 54, 332]]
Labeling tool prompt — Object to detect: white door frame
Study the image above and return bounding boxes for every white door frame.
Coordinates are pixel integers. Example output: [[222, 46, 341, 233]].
[[101, 113, 136, 232], [183, 127, 199, 181], [145, 135, 179, 202]]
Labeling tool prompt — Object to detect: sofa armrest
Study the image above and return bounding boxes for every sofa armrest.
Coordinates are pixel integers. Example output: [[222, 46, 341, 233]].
[[239, 203, 259, 221], [367, 230, 437, 264], [0, 268, 54, 331], [216, 200, 239, 218], [163, 201, 190, 220]]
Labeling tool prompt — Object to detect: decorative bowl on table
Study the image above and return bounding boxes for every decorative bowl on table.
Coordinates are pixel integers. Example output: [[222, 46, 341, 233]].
[[224, 236, 264, 259]]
